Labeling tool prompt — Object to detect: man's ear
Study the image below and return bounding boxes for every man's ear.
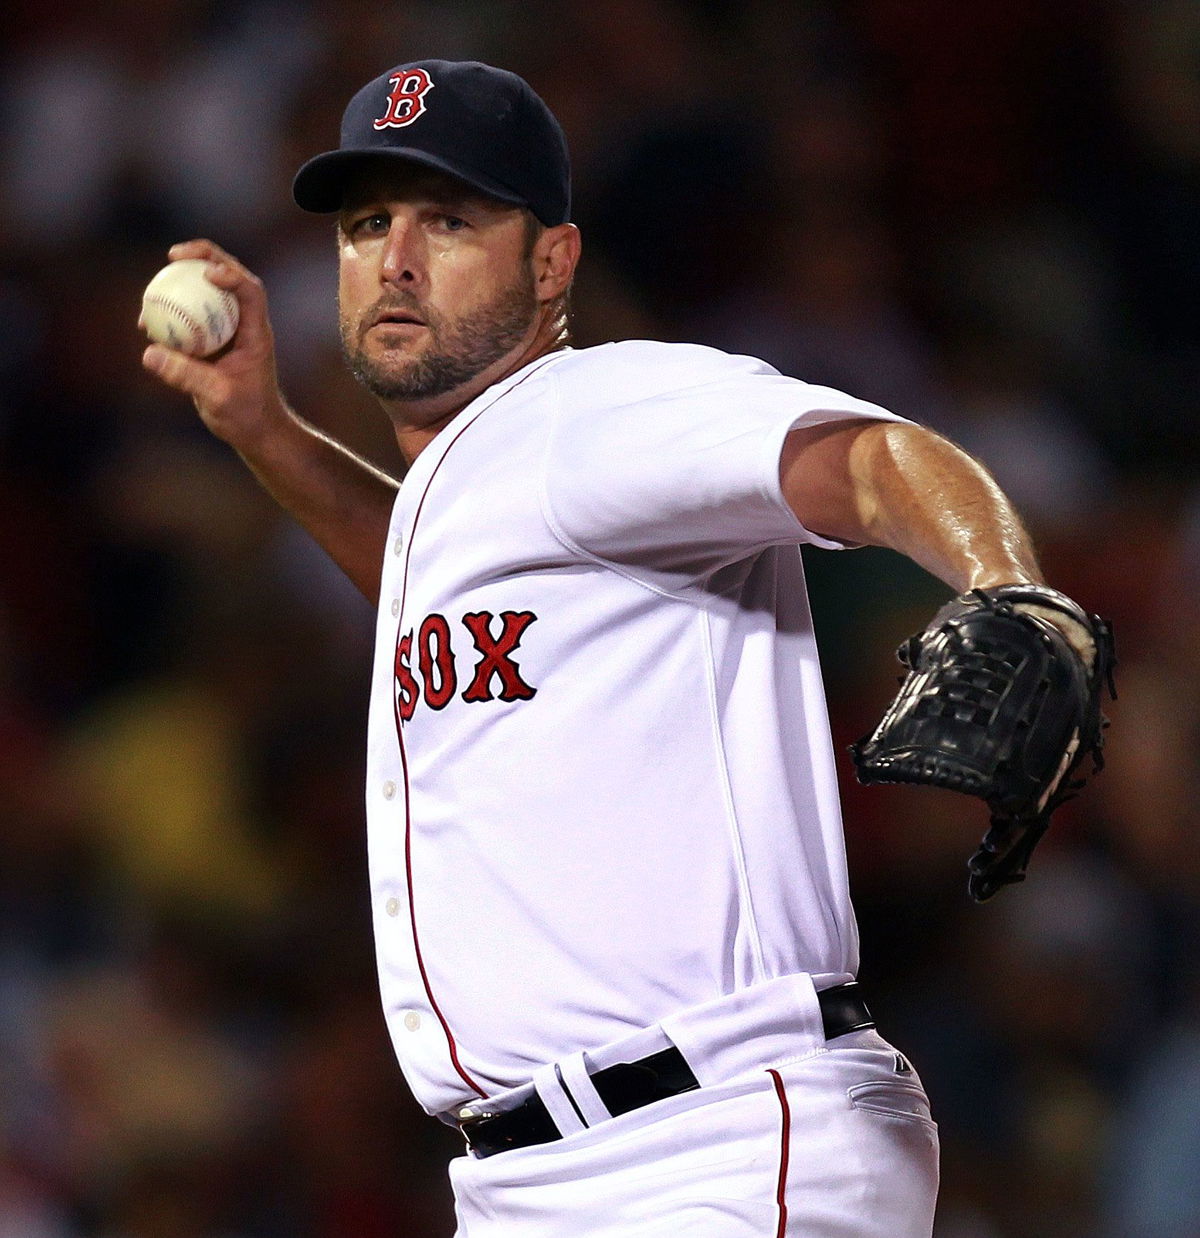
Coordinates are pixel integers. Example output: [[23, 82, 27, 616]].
[[533, 223, 581, 303]]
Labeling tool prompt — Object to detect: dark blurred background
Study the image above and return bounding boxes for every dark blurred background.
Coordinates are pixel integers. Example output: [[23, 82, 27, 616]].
[[0, 1, 1197, 1235]]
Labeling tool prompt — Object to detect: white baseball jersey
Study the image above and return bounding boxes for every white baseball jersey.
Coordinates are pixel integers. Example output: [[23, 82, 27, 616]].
[[364, 340, 907, 1118]]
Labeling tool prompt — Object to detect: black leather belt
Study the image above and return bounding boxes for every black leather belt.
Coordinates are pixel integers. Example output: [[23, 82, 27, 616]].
[[460, 982, 874, 1158]]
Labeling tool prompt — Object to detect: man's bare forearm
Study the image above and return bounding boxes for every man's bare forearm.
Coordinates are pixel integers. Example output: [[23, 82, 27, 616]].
[[781, 419, 1043, 592], [847, 422, 1042, 590]]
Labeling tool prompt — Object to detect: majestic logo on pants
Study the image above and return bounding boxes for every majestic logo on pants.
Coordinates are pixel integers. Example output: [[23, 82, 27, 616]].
[[374, 69, 435, 129], [394, 610, 538, 723]]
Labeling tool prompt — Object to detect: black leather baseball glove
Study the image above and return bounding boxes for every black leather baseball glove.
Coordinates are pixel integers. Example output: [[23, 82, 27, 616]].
[[851, 584, 1116, 902]]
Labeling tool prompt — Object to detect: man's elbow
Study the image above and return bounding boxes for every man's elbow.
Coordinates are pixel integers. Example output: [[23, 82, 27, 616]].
[[780, 417, 898, 546]]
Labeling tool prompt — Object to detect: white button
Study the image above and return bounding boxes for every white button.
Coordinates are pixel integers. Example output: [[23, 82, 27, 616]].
[[390, 599, 400, 617], [384, 897, 401, 917], [393, 536, 403, 556], [382, 780, 396, 799], [403, 1010, 422, 1032]]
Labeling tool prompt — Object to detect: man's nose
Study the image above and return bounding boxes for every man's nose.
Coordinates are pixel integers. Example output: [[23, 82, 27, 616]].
[[380, 216, 424, 285]]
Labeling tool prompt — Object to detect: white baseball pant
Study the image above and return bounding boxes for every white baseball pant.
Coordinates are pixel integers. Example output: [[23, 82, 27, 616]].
[[448, 984, 938, 1237]]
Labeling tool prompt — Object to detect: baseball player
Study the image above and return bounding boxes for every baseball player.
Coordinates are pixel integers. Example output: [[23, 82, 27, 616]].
[[141, 60, 1108, 1237]]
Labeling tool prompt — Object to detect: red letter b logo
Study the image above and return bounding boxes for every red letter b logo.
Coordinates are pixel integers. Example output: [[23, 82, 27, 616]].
[[374, 69, 434, 130]]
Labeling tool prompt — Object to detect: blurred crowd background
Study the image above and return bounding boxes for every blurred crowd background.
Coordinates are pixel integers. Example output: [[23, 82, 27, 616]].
[[0, 0, 1197, 1234]]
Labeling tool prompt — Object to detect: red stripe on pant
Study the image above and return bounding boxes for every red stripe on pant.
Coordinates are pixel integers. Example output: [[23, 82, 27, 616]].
[[768, 1068, 792, 1236]]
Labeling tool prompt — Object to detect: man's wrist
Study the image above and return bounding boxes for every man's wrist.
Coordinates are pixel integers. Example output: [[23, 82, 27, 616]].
[[965, 569, 1044, 592]]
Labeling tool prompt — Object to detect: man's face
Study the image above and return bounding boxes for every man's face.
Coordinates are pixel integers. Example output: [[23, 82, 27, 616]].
[[337, 164, 539, 404]]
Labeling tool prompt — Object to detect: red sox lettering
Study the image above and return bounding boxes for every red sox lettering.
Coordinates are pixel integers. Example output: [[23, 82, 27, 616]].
[[394, 610, 538, 722]]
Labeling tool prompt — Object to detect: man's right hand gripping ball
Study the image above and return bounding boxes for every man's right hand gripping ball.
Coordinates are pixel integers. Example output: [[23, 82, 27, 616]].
[[851, 584, 1116, 902]]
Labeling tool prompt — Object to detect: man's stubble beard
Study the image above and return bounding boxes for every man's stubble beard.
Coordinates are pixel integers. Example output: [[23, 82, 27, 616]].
[[341, 275, 539, 403]]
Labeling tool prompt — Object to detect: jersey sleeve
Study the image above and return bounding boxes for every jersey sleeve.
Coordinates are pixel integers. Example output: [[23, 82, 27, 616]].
[[541, 343, 910, 580]]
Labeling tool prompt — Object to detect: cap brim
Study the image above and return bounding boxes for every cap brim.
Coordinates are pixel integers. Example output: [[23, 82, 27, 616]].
[[293, 147, 529, 213]]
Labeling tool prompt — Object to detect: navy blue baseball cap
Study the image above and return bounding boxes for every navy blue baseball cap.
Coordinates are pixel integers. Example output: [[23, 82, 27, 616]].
[[292, 59, 571, 225]]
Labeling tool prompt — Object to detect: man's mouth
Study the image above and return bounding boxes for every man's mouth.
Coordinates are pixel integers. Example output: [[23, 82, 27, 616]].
[[369, 307, 427, 330]]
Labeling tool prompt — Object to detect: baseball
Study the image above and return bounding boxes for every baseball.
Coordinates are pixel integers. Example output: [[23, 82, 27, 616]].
[[140, 259, 239, 357]]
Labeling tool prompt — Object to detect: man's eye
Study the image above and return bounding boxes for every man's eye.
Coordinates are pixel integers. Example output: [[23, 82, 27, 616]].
[[350, 213, 388, 236], [442, 215, 468, 231]]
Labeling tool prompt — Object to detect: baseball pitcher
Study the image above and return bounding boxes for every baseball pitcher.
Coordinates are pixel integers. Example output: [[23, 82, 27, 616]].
[[141, 60, 1111, 1238]]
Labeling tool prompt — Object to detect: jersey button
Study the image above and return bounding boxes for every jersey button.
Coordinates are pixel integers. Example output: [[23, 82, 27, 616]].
[[382, 781, 396, 800], [393, 536, 403, 556], [384, 897, 401, 918], [390, 599, 400, 617], [403, 1011, 422, 1032]]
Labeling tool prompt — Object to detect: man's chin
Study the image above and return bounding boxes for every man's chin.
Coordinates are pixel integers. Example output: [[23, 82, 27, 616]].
[[361, 333, 427, 366], [350, 353, 480, 404], [357, 371, 435, 403]]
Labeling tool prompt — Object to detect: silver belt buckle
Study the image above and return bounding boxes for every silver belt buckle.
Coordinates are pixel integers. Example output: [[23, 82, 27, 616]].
[[456, 1104, 499, 1128]]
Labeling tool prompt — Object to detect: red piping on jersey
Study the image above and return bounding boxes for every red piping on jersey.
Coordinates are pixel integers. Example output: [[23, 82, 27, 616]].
[[395, 723, 483, 1096], [391, 355, 562, 1101], [768, 1069, 791, 1236]]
